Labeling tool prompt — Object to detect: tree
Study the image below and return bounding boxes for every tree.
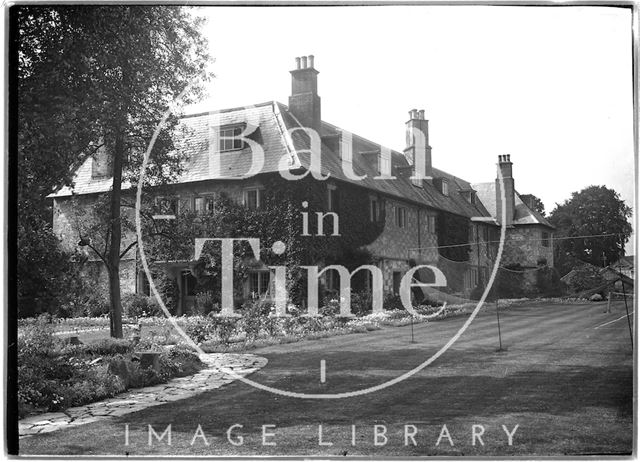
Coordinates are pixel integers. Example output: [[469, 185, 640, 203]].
[[16, 6, 210, 337], [549, 185, 632, 273], [15, 7, 108, 319], [520, 194, 546, 217]]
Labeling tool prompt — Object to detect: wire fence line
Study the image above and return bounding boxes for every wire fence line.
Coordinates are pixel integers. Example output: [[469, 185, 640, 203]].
[[408, 232, 626, 252]]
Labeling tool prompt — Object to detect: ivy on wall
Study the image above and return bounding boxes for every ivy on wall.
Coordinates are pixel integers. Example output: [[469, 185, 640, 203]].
[[143, 174, 385, 306], [436, 211, 470, 262]]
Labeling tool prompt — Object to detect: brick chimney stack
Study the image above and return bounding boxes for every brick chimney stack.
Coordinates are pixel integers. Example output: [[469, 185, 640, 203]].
[[496, 154, 515, 226], [404, 108, 433, 185], [289, 55, 321, 132]]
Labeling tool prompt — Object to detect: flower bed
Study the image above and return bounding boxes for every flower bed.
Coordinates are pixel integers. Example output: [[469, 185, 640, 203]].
[[17, 297, 550, 415], [17, 319, 203, 419]]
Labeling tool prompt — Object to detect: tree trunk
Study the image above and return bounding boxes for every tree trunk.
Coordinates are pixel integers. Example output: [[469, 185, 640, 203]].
[[107, 130, 125, 338]]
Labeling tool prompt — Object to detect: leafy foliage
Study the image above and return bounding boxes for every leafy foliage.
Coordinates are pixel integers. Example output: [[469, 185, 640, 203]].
[[17, 218, 89, 317], [563, 264, 607, 293], [144, 175, 384, 308], [436, 211, 470, 261], [520, 194, 546, 217], [549, 186, 632, 273], [17, 319, 202, 417], [16, 6, 210, 336], [534, 265, 564, 297], [122, 293, 162, 318]]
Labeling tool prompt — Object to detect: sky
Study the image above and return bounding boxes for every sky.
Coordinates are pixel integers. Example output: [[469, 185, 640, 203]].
[[186, 5, 635, 254]]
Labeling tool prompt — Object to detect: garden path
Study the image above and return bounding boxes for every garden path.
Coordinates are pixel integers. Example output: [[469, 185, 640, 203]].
[[18, 353, 267, 438]]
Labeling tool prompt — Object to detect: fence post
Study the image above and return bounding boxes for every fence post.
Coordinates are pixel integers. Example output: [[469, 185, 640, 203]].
[[410, 314, 415, 343], [496, 299, 503, 351], [621, 283, 633, 350]]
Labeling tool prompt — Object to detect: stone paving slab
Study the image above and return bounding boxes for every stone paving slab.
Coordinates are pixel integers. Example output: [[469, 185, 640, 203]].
[[19, 353, 267, 439]]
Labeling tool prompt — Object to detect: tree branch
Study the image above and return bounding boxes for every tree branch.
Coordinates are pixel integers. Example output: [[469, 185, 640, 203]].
[[86, 242, 110, 268], [119, 239, 138, 259]]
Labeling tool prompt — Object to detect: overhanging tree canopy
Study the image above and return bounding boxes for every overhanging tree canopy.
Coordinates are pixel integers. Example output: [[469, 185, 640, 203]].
[[16, 5, 210, 336]]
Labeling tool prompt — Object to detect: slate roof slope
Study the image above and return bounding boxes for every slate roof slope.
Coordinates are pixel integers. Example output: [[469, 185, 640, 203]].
[[48, 157, 130, 198], [278, 103, 491, 219], [48, 100, 492, 221], [48, 101, 290, 198], [472, 182, 554, 228]]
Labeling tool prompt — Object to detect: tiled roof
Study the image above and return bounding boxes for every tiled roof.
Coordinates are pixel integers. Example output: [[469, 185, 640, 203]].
[[278, 103, 491, 218], [47, 101, 496, 220], [472, 182, 554, 228], [48, 101, 288, 198]]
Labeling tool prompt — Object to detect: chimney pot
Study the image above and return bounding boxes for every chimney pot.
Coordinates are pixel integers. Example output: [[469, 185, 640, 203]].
[[289, 55, 321, 131], [405, 108, 432, 183], [495, 154, 515, 226]]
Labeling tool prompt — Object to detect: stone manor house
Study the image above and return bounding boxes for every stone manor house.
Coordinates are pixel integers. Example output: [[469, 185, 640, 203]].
[[50, 56, 554, 313]]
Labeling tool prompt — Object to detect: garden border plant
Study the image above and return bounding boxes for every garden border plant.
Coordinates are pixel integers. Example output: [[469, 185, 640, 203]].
[[17, 317, 204, 418]]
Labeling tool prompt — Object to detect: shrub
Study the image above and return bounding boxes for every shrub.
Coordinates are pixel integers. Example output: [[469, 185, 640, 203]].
[[386, 309, 409, 320], [85, 290, 111, 317], [17, 322, 128, 416], [85, 338, 133, 355], [240, 300, 268, 342], [185, 318, 216, 343], [18, 318, 59, 357], [351, 292, 372, 316], [383, 294, 405, 311], [469, 284, 487, 301], [492, 265, 526, 299], [535, 266, 564, 297], [320, 297, 340, 316], [194, 291, 218, 316], [565, 265, 606, 293], [17, 321, 204, 417], [184, 316, 238, 345], [160, 346, 202, 379], [216, 318, 237, 345], [123, 293, 163, 318]]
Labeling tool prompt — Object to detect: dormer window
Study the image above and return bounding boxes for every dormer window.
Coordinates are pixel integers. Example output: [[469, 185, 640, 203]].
[[441, 179, 449, 196], [219, 124, 244, 152], [460, 189, 476, 205]]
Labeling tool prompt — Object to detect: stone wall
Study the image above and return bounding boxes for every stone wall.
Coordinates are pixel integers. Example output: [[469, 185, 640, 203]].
[[80, 259, 137, 297], [52, 179, 265, 297], [55, 178, 555, 302], [367, 199, 439, 264], [502, 225, 554, 268], [53, 195, 137, 260]]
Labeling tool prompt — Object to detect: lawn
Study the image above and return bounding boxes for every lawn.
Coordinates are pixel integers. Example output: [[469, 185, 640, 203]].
[[19, 300, 633, 456]]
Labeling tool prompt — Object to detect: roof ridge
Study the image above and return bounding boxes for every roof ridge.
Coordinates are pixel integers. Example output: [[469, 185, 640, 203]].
[[182, 100, 277, 119]]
